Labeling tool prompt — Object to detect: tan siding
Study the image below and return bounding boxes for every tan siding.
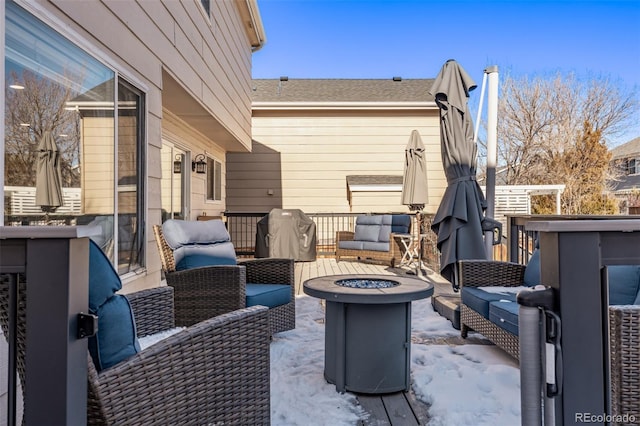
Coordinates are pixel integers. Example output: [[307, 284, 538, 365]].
[[227, 110, 446, 214]]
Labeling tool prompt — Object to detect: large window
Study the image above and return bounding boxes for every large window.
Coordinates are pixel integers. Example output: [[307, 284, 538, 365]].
[[3, 1, 146, 274]]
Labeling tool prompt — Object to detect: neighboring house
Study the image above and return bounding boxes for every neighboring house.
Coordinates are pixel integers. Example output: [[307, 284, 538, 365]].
[[2, 0, 265, 290], [609, 137, 640, 214], [226, 78, 446, 214]]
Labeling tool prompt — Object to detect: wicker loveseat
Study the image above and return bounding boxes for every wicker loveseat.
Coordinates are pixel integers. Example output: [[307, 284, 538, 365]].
[[335, 214, 411, 267], [154, 219, 295, 335], [459, 258, 640, 420], [0, 241, 271, 425]]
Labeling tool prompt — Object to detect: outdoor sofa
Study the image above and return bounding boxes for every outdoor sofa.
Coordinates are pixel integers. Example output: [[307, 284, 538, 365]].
[[459, 253, 640, 420], [154, 219, 295, 335], [335, 214, 412, 267], [0, 239, 271, 425]]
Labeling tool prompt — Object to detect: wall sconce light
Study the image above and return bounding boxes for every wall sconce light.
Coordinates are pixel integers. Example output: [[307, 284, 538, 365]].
[[192, 154, 207, 174], [173, 155, 182, 174]]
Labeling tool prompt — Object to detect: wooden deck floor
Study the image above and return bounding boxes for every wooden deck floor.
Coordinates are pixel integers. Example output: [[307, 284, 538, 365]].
[[291, 258, 468, 425]]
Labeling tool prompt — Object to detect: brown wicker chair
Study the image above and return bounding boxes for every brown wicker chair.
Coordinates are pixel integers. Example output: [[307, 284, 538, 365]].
[[153, 224, 295, 335], [0, 280, 271, 425]]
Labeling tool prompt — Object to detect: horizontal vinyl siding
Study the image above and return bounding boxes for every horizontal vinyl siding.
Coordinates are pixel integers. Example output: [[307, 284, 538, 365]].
[[227, 110, 446, 214], [50, 0, 253, 148]]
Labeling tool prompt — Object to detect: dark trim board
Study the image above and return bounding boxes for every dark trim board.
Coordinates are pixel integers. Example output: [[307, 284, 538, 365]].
[[357, 391, 430, 425]]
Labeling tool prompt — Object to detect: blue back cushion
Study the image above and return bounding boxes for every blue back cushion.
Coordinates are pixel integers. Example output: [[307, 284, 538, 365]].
[[523, 249, 541, 287], [88, 240, 122, 311], [176, 251, 238, 271], [88, 295, 140, 371], [88, 240, 139, 371], [378, 215, 411, 242], [608, 265, 640, 305], [354, 216, 382, 242]]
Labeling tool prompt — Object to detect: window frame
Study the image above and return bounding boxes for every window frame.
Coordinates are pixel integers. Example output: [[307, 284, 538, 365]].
[[206, 156, 222, 202]]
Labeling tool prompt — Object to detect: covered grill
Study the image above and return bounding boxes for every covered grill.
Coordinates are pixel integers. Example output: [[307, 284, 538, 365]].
[[255, 209, 317, 261]]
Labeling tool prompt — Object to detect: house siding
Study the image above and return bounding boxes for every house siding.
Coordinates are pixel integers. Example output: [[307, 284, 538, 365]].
[[227, 107, 447, 214]]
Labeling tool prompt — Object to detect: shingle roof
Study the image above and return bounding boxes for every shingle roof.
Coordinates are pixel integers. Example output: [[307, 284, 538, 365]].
[[610, 137, 640, 159], [251, 78, 435, 103]]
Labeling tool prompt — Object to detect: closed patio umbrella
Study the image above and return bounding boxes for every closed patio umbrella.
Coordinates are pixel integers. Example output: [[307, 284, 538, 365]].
[[401, 130, 429, 275], [35, 131, 64, 216], [429, 59, 487, 286]]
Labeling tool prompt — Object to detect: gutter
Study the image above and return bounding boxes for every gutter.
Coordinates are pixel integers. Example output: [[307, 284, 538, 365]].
[[237, 0, 267, 52], [252, 101, 438, 111]]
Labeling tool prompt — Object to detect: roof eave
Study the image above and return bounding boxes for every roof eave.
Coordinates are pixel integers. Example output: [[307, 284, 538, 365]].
[[236, 0, 266, 52]]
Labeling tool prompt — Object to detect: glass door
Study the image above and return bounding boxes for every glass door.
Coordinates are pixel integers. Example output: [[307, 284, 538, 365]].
[[160, 142, 188, 221]]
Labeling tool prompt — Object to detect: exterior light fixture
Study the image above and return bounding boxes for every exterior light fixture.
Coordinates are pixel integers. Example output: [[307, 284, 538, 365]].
[[173, 155, 182, 174], [192, 154, 207, 174], [9, 84, 25, 90]]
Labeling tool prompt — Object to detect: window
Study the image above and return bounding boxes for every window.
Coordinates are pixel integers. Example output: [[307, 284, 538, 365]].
[[4, 1, 146, 274], [200, 0, 210, 17], [627, 158, 639, 175], [206, 157, 222, 201]]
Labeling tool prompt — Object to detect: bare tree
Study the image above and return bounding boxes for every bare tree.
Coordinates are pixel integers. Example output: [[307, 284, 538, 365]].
[[482, 72, 638, 213], [4, 70, 81, 187]]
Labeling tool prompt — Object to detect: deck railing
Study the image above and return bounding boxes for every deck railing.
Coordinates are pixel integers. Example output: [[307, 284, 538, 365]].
[[224, 211, 442, 271]]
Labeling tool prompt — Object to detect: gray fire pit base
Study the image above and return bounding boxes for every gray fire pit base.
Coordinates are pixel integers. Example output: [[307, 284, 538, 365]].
[[324, 301, 411, 394]]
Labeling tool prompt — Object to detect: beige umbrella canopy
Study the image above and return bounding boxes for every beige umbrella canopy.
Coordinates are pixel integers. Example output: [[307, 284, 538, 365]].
[[401, 130, 429, 275], [35, 131, 64, 214], [401, 129, 429, 210]]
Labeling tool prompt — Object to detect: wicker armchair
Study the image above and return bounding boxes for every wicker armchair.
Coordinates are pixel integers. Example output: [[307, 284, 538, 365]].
[[153, 224, 295, 335], [0, 281, 271, 425], [460, 261, 640, 421], [609, 305, 640, 422], [458, 259, 526, 360]]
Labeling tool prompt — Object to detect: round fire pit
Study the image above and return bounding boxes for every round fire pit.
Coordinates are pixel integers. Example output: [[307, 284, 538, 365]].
[[303, 274, 433, 394]]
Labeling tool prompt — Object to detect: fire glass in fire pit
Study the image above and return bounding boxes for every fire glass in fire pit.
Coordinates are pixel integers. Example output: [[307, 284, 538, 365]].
[[335, 278, 398, 289]]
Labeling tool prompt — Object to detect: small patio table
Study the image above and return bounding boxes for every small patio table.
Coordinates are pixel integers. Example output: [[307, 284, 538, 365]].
[[303, 274, 433, 394]]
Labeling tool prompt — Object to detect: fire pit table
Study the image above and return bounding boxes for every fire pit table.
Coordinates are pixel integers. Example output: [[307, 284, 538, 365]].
[[303, 274, 433, 394]]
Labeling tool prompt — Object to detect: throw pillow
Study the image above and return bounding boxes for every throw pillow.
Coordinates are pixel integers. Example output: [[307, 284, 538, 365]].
[[523, 249, 541, 287]]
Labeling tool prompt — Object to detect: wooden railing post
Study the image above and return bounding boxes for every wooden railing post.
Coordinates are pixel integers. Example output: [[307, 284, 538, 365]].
[[0, 226, 91, 426]]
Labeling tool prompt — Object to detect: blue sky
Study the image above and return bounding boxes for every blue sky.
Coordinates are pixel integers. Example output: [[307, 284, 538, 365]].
[[252, 0, 640, 143]]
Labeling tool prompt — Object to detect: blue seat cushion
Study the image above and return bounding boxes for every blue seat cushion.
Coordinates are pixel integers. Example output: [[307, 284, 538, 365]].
[[361, 241, 390, 252], [338, 240, 364, 250], [175, 251, 238, 271], [88, 294, 140, 371], [523, 249, 541, 287], [489, 300, 520, 336], [88, 239, 122, 311], [608, 265, 640, 305], [461, 287, 517, 319], [246, 283, 291, 308]]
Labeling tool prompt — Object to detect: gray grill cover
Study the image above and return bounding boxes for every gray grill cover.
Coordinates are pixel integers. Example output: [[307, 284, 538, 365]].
[[255, 209, 317, 261]]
